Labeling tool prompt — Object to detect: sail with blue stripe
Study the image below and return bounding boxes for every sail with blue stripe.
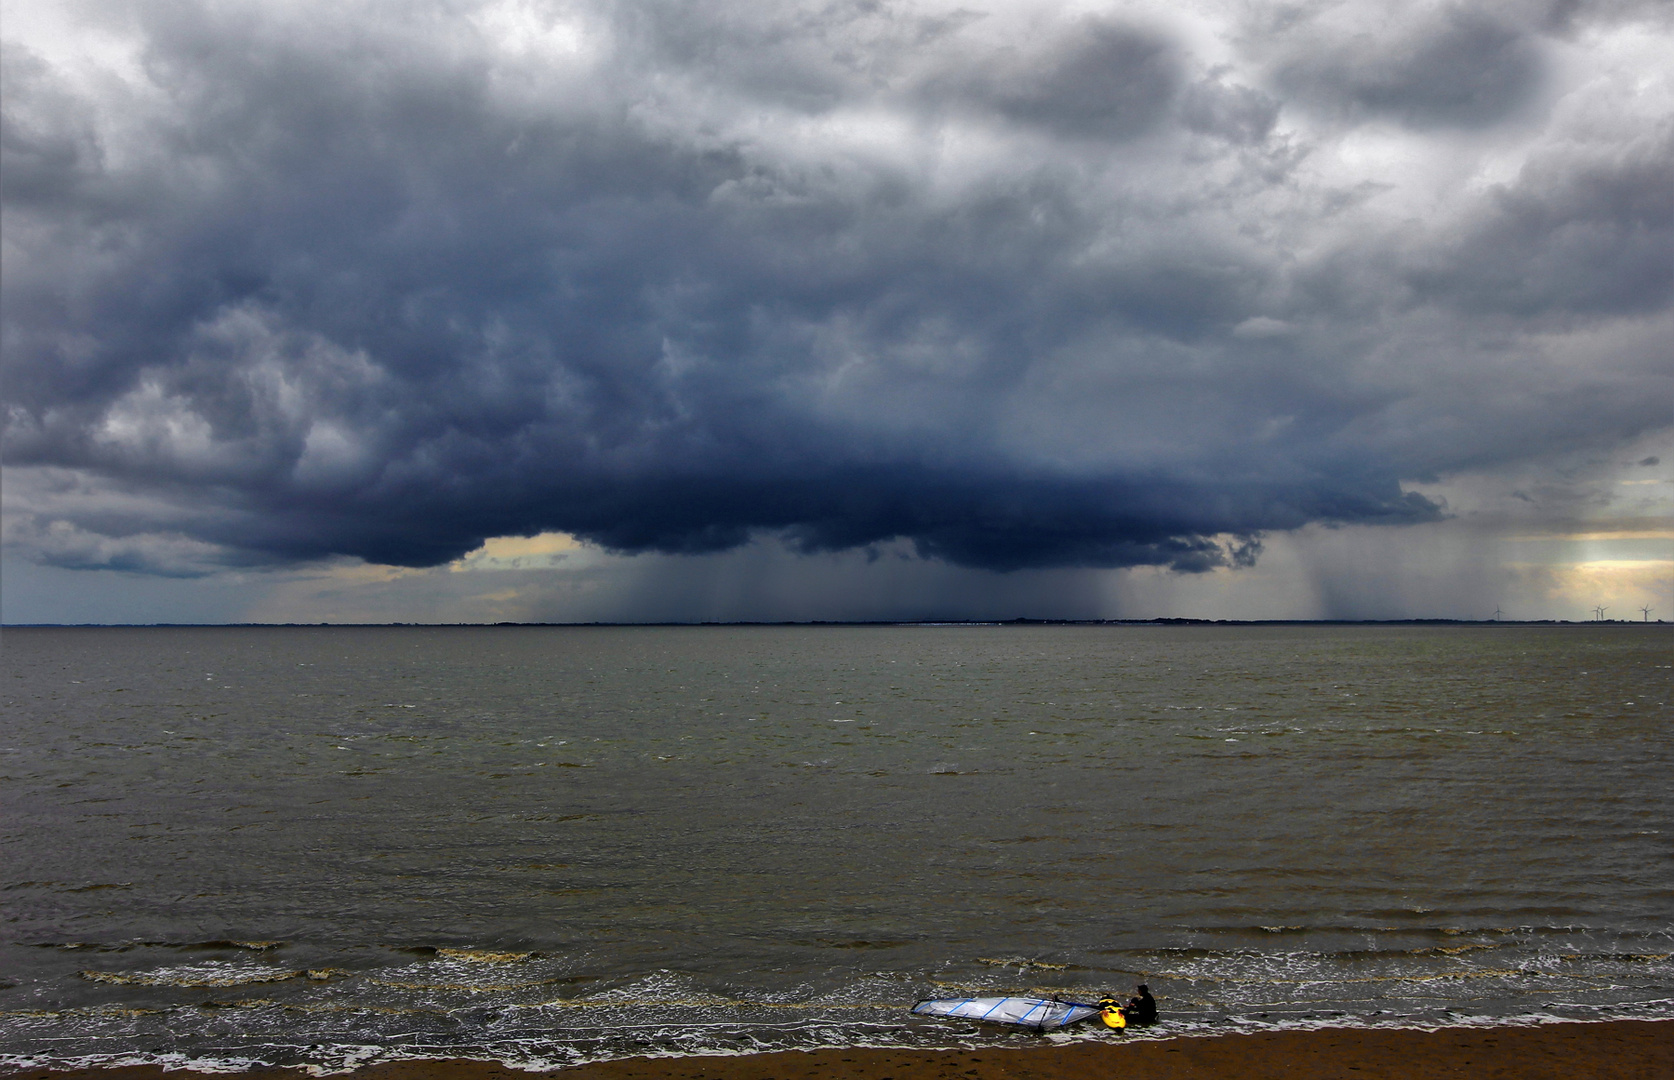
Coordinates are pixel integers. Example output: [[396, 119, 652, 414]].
[[910, 995, 1100, 1030]]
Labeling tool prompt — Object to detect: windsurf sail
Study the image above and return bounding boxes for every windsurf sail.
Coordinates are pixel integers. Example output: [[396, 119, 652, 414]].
[[910, 995, 1100, 1030]]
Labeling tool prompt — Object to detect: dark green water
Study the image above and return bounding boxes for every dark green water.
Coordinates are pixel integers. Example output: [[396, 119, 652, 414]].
[[2, 624, 1669, 1070]]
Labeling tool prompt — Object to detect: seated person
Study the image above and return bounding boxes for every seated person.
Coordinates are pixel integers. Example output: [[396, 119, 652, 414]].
[[1126, 984, 1157, 1026]]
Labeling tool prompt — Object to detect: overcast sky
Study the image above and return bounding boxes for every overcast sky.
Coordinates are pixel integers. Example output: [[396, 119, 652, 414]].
[[3, 0, 1669, 623]]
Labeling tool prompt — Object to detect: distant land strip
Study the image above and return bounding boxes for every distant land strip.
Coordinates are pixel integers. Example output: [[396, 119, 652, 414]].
[[1, 619, 1668, 629]]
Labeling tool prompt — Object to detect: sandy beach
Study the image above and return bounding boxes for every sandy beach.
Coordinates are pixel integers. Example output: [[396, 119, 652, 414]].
[[9, 1021, 1670, 1080]]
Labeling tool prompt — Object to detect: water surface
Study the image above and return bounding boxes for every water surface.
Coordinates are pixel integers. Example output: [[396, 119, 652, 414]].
[[2, 624, 1669, 1070]]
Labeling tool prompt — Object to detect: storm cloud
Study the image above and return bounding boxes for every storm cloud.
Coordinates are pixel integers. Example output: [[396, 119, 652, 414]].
[[3, 0, 1670, 582]]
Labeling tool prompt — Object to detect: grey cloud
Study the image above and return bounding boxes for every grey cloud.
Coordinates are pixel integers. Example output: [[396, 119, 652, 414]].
[[622, 0, 985, 112], [0, 467, 264, 577], [974, 18, 1182, 140], [27, 526, 236, 578], [1406, 120, 1674, 317], [0, 43, 101, 210], [1, 0, 1666, 583], [1275, 7, 1544, 128], [1532, 0, 1674, 35], [1178, 73, 1280, 144]]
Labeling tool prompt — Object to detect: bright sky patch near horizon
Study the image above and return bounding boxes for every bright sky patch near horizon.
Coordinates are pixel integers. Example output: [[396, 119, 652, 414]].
[[2, 0, 1669, 624]]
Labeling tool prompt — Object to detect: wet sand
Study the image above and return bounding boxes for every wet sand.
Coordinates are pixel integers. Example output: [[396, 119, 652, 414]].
[[8, 1021, 1670, 1080]]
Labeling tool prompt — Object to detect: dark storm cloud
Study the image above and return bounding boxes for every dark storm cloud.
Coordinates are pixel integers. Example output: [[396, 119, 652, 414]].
[[2, 0, 1668, 579]]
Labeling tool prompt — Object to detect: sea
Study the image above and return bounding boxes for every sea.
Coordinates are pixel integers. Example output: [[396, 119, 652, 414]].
[[2, 624, 1670, 1073]]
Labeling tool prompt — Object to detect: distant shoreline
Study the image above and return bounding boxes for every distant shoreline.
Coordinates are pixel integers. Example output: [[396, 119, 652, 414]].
[[2, 618, 1667, 628]]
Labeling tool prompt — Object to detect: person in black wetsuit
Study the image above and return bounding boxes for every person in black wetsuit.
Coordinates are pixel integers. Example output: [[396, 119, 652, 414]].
[[1126, 984, 1157, 1026]]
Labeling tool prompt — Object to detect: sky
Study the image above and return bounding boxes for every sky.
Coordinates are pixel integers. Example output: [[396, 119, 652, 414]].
[[2, 0, 1669, 624]]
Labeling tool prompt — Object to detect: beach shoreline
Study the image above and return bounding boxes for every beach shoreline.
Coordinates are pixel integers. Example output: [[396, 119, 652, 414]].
[[7, 1020, 1670, 1080]]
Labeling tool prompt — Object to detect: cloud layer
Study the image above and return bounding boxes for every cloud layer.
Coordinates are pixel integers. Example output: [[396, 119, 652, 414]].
[[3, 0, 1670, 583]]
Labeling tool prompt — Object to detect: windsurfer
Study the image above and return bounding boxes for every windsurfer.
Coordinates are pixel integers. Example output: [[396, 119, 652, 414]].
[[1126, 984, 1158, 1026]]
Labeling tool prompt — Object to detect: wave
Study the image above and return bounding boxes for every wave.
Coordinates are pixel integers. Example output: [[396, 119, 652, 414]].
[[36, 940, 285, 953], [80, 962, 302, 988], [5, 1002, 1672, 1076], [433, 949, 536, 964]]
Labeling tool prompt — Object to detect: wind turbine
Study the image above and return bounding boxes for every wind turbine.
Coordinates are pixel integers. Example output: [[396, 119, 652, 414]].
[[1594, 605, 1608, 622], [1643, 605, 1655, 622], [1493, 606, 1503, 622]]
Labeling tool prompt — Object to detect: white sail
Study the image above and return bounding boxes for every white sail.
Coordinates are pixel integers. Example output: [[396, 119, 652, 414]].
[[910, 995, 1100, 1029]]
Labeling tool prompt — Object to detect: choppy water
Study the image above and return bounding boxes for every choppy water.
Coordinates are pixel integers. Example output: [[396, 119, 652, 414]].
[[2, 624, 1670, 1072]]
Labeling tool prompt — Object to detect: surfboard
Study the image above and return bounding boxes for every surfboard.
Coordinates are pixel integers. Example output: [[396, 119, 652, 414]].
[[910, 995, 1100, 1030]]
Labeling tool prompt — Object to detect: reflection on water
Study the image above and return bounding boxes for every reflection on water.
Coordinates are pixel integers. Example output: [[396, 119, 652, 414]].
[[2, 624, 1670, 1070]]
